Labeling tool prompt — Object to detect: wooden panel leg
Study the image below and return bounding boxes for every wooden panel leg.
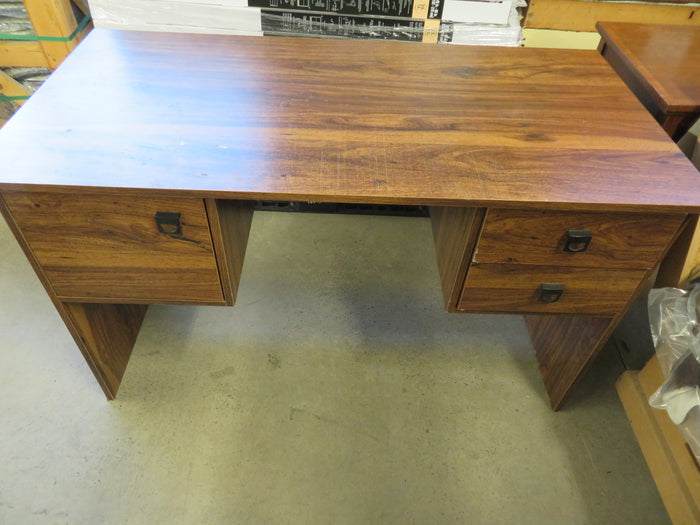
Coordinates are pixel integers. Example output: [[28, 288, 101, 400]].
[[0, 194, 147, 399], [61, 303, 148, 399], [525, 315, 614, 410]]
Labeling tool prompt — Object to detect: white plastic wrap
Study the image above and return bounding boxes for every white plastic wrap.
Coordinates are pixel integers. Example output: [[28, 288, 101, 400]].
[[90, 0, 263, 35], [89, 0, 523, 46], [647, 286, 700, 459], [0, 0, 32, 36], [451, 0, 524, 46]]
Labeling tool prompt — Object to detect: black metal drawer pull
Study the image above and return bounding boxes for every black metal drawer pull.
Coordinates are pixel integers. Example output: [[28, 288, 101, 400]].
[[563, 230, 592, 253], [537, 283, 564, 303], [155, 211, 182, 236]]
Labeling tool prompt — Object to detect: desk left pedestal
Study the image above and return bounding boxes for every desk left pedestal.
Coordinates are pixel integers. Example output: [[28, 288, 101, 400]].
[[0, 191, 254, 398]]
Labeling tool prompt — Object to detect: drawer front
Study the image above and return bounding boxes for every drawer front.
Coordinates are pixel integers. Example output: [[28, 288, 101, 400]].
[[458, 263, 646, 315], [474, 209, 684, 270], [3, 192, 225, 304]]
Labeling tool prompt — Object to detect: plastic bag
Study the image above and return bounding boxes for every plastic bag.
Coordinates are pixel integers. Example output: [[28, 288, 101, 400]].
[[648, 286, 700, 459]]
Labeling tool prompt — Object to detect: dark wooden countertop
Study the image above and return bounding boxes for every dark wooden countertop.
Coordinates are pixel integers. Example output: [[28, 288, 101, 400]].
[[0, 28, 698, 212]]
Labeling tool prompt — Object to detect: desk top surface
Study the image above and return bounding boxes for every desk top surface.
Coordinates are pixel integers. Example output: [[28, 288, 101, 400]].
[[597, 22, 700, 114], [0, 28, 698, 212]]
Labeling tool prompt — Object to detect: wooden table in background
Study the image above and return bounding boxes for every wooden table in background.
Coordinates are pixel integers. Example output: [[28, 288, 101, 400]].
[[597, 22, 700, 142], [1, 29, 699, 411]]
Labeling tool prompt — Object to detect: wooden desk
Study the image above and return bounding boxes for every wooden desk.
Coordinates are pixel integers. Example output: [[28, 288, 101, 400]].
[[1, 29, 699, 410], [597, 22, 700, 142]]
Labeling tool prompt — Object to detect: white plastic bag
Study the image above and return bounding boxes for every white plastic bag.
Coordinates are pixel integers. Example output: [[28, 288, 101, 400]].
[[648, 286, 700, 459]]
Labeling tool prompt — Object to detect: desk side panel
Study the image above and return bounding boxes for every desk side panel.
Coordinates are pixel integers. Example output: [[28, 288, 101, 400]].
[[526, 314, 614, 410], [429, 206, 485, 312], [62, 302, 147, 397], [206, 199, 254, 306], [0, 193, 147, 399]]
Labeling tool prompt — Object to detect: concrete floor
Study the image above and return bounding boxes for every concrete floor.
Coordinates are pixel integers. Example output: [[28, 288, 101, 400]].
[[0, 210, 669, 524]]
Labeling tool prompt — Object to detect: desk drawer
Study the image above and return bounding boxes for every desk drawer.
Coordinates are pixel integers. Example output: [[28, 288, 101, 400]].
[[3, 192, 225, 304], [475, 209, 684, 270], [458, 263, 646, 315]]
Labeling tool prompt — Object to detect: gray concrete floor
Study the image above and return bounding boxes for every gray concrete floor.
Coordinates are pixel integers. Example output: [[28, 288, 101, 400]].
[[0, 210, 669, 524]]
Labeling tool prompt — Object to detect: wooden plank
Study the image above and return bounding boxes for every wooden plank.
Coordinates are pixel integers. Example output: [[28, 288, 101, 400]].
[[0, 69, 32, 106], [0, 41, 49, 68], [24, 0, 79, 70], [617, 356, 700, 525], [205, 199, 254, 306], [522, 28, 601, 50], [430, 206, 485, 312], [0, 29, 698, 214], [525, 0, 700, 33]]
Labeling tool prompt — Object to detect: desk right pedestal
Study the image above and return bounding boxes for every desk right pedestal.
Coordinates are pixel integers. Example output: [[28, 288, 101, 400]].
[[431, 206, 686, 409]]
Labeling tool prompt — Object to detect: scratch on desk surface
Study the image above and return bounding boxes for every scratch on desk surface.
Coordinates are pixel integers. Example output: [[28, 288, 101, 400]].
[[381, 129, 389, 191], [468, 150, 489, 196]]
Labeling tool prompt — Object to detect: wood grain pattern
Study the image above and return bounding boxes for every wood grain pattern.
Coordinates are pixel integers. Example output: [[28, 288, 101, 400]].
[[0, 41, 48, 68], [526, 0, 700, 32], [24, 0, 79, 70], [2, 191, 225, 304], [0, 29, 699, 213], [1, 29, 698, 407], [526, 315, 614, 410], [656, 215, 700, 287], [525, 215, 686, 408], [0, 193, 147, 399], [597, 23, 700, 113], [62, 302, 147, 398], [205, 199, 254, 306], [597, 22, 700, 140], [598, 38, 670, 129], [459, 264, 646, 315], [474, 209, 685, 269], [430, 206, 485, 312]]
